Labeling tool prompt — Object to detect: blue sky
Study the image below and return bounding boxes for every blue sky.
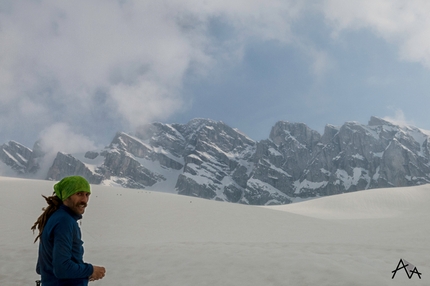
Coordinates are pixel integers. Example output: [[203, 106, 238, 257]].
[[1, 0, 430, 153]]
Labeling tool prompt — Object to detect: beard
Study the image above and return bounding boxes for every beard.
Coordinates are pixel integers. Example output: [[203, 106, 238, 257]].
[[66, 201, 87, 215]]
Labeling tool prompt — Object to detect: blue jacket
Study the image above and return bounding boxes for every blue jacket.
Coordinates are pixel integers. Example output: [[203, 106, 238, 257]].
[[36, 205, 93, 286]]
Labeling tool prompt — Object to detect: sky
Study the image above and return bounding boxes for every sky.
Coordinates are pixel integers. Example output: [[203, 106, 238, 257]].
[[1, 0, 430, 154]]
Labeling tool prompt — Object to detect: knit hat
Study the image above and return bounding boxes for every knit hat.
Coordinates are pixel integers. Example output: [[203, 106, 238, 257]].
[[54, 176, 91, 201]]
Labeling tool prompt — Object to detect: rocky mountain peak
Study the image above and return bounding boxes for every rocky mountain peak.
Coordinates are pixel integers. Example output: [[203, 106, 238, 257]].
[[368, 116, 395, 127], [2, 116, 430, 205], [0, 141, 38, 174], [270, 121, 321, 150]]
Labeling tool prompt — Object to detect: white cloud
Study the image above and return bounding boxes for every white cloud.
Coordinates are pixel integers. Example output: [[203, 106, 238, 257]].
[[0, 0, 311, 144], [323, 0, 430, 68], [38, 123, 98, 155], [383, 108, 414, 127], [110, 79, 183, 129], [35, 122, 100, 178]]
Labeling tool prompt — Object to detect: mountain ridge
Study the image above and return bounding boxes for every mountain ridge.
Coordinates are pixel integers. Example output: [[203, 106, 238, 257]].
[[1, 116, 429, 205]]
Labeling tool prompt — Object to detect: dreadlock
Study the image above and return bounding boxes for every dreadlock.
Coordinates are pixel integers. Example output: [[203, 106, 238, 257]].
[[31, 195, 63, 243]]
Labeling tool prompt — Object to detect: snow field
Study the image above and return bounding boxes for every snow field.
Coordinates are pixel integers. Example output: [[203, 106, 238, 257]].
[[0, 177, 429, 285]]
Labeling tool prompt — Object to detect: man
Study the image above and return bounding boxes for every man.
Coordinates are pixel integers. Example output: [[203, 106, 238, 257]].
[[32, 176, 106, 285]]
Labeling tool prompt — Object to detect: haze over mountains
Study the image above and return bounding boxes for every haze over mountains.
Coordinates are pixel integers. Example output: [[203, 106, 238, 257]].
[[1, 116, 430, 205]]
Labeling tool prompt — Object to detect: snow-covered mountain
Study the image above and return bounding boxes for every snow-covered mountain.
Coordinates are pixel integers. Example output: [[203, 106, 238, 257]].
[[1, 116, 430, 205]]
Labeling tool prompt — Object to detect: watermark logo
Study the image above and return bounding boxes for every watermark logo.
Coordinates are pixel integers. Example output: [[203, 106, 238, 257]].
[[392, 258, 422, 279]]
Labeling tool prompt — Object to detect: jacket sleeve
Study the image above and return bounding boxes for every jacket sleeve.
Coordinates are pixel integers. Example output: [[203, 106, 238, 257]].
[[36, 259, 40, 275], [52, 220, 94, 279]]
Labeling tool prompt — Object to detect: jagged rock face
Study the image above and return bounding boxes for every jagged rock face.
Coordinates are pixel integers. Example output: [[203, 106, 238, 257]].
[[47, 152, 103, 184], [2, 116, 430, 205], [245, 122, 323, 203], [98, 149, 163, 188], [298, 117, 430, 196], [136, 122, 186, 158], [90, 132, 174, 188], [235, 116, 429, 203], [0, 141, 39, 174], [173, 119, 256, 202]]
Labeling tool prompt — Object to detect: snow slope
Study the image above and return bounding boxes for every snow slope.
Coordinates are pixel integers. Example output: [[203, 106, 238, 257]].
[[0, 176, 429, 285]]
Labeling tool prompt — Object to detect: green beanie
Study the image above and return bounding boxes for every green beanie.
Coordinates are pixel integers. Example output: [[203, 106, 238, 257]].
[[54, 176, 91, 201]]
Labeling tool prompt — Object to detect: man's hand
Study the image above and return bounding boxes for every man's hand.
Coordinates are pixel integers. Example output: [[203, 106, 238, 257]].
[[89, 265, 106, 281]]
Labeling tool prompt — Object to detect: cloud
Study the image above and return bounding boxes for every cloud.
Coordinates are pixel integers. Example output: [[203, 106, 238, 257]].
[[35, 122, 100, 179], [383, 108, 414, 127], [110, 79, 183, 129], [38, 122, 99, 155], [0, 160, 18, 177], [0, 0, 311, 146], [2, 0, 430, 148], [323, 0, 430, 68]]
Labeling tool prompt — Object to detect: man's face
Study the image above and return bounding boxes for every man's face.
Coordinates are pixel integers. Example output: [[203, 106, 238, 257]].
[[63, 191, 90, 215]]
